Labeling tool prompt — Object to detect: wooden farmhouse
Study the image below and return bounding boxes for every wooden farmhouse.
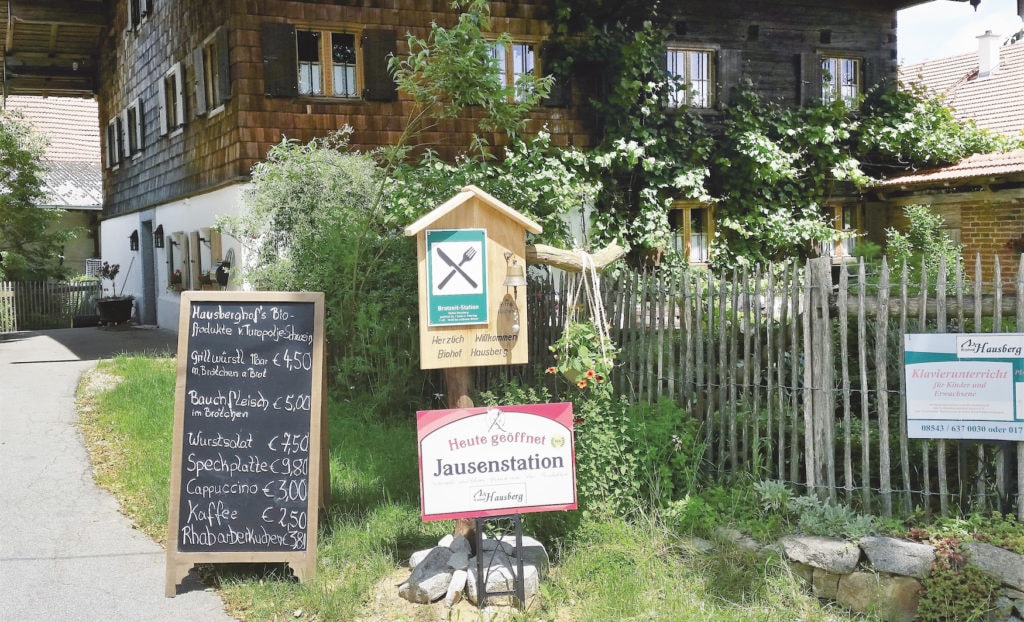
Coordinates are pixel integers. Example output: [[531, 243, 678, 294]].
[[2, 0, 1018, 329]]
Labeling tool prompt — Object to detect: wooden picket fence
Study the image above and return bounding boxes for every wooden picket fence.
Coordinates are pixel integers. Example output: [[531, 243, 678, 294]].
[[478, 254, 1024, 519], [0, 280, 103, 332]]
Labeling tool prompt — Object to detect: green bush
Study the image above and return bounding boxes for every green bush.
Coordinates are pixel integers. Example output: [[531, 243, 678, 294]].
[[631, 398, 708, 506], [885, 204, 962, 287], [221, 131, 426, 416]]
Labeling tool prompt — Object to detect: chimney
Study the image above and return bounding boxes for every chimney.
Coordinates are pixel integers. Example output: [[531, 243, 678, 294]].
[[977, 30, 1001, 78]]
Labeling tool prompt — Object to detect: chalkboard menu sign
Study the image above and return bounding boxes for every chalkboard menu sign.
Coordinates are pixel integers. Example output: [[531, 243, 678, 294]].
[[165, 291, 326, 597]]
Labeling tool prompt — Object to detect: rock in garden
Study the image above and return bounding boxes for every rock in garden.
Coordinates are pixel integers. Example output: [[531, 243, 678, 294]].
[[858, 536, 934, 579], [399, 546, 454, 604], [963, 541, 1024, 591], [780, 535, 861, 574], [445, 569, 468, 608]]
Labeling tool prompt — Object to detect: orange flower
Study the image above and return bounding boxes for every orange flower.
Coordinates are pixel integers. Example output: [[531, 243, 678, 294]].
[[546, 366, 557, 374], [594, 374, 605, 383], [576, 379, 588, 389], [585, 369, 596, 379]]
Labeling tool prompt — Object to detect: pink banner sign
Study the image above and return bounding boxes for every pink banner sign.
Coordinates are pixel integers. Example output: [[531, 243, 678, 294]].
[[417, 402, 577, 521]]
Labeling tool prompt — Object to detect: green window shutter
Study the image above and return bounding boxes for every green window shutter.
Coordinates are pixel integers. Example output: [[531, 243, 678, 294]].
[[540, 43, 570, 108], [193, 45, 207, 116], [717, 48, 743, 107], [262, 22, 298, 98], [216, 28, 231, 103], [863, 56, 885, 93], [799, 52, 822, 106], [361, 29, 397, 102]]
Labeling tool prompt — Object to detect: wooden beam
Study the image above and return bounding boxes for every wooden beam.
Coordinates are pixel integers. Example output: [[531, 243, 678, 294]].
[[9, 1, 105, 28], [526, 243, 627, 273], [5, 51, 96, 65], [2, 74, 94, 95]]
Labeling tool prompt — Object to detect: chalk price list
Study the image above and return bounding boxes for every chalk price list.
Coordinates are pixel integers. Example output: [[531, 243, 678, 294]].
[[178, 302, 316, 553]]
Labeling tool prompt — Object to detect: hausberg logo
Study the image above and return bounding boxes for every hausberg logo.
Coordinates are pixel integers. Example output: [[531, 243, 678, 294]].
[[957, 336, 1024, 359]]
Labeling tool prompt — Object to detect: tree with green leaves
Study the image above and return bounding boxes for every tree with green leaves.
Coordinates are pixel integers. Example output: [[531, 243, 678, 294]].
[[0, 109, 76, 281]]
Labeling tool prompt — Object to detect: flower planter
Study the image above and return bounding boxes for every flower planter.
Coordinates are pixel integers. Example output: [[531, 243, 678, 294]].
[[96, 297, 134, 325]]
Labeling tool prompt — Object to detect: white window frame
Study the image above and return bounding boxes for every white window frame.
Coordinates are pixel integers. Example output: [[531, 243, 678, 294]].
[[821, 56, 860, 104], [666, 47, 714, 109], [489, 39, 539, 102], [195, 30, 226, 118], [126, 99, 143, 157], [105, 119, 120, 169], [159, 62, 185, 136], [295, 27, 360, 98]]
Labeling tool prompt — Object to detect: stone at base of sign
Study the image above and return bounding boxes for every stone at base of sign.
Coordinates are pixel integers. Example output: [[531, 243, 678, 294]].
[[399, 546, 453, 604], [400, 534, 548, 609]]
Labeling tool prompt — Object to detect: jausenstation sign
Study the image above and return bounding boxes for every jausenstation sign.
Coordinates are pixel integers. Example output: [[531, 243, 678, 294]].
[[416, 403, 577, 521]]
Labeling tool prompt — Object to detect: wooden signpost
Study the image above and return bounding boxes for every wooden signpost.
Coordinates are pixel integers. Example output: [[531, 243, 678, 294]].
[[165, 291, 327, 596], [404, 185, 542, 374], [405, 184, 542, 414]]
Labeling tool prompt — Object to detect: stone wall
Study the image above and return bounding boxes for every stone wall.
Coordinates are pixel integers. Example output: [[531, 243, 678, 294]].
[[776, 534, 1024, 622]]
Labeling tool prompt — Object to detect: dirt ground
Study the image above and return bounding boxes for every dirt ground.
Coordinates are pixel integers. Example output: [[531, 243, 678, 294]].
[[355, 566, 557, 622]]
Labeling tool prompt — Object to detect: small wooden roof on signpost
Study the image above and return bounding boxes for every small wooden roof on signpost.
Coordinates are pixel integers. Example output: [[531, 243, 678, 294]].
[[403, 184, 543, 238]]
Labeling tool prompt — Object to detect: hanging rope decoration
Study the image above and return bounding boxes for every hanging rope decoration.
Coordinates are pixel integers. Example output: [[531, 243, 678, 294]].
[[561, 249, 615, 374]]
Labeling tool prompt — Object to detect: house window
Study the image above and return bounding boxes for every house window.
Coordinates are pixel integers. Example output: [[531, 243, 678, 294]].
[[821, 57, 860, 104], [194, 29, 230, 116], [126, 100, 143, 155], [105, 119, 120, 169], [822, 204, 859, 258], [128, 0, 150, 31], [159, 62, 185, 135], [490, 40, 537, 101], [262, 23, 396, 101], [296, 29, 358, 97], [667, 48, 713, 108], [670, 203, 713, 263], [202, 36, 222, 109]]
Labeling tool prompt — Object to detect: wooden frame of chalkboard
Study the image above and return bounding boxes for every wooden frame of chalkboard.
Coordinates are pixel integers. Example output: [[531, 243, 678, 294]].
[[165, 291, 326, 597]]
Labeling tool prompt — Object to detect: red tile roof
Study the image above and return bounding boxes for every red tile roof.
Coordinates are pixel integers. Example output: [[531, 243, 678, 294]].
[[899, 39, 1024, 137], [874, 148, 1024, 188], [3, 95, 101, 163], [2, 96, 101, 207]]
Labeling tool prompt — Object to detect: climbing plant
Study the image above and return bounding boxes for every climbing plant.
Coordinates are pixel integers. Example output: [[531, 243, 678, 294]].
[[541, 4, 1023, 270]]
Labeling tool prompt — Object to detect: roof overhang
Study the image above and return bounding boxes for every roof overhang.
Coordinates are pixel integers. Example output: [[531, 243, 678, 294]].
[[1, 0, 105, 99], [870, 149, 1024, 204]]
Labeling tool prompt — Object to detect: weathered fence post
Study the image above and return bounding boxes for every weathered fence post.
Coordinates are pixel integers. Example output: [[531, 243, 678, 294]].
[[804, 257, 835, 500]]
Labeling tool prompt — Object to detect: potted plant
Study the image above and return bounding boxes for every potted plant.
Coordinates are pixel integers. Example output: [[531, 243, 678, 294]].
[[95, 260, 135, 325], [547, 317, 619, 390], [167, 269, 183, 292]]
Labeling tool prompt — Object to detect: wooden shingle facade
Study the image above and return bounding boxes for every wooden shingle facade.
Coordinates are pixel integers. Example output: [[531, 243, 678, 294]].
[[94, 0, 927, 219], [97, 0, 596, 218]]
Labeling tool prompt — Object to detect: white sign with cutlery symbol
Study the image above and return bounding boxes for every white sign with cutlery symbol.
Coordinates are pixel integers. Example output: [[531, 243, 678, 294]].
[[432, 242, 483, 295]]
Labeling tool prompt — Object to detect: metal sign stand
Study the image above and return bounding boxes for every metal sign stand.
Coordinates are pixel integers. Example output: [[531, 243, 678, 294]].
[[474, 514, 525, 609]]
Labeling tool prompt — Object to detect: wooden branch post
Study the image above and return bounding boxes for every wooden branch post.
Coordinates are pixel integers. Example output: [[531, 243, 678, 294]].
[[804, 257, 835, 500]]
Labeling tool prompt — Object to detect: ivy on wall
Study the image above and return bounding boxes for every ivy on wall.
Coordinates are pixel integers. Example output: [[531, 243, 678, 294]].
[[541, 5, 1022, 270]]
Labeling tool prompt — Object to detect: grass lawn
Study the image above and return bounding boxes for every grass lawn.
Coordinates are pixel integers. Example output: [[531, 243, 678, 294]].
[[78, 355, 864, 621]]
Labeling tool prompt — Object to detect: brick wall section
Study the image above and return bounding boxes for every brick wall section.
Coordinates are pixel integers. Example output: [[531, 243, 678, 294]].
[[961, 201, 1024, 287]]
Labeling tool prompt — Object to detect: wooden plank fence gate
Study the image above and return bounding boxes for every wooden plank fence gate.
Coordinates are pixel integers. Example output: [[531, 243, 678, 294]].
[[0, 281, 103, 332]]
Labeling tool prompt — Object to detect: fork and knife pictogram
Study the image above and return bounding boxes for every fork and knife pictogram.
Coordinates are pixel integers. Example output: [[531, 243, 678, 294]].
[[436, 246, 478, 290]]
